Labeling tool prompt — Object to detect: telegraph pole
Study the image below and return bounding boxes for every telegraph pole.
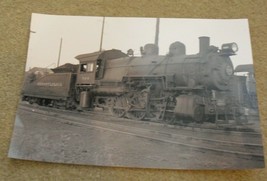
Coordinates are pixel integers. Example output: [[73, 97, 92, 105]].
[[99, 17, 105, 51], [57, 37, 63, 67], [155, 18, 160, 46]]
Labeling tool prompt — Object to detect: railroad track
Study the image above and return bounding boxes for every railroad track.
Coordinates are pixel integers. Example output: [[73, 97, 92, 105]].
[[21, 104, 261, 140], [20, 101, 261, 133], [18, 103, 264, 161]]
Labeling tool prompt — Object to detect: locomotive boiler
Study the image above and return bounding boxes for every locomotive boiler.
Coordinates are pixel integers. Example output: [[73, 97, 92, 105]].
[[73, 36, 238, 123]]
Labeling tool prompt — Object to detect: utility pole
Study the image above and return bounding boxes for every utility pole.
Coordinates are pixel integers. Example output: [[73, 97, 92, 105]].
[[99, 17, 105, 51], [57, 37, 63, 67], [155, 18, 160, 46]]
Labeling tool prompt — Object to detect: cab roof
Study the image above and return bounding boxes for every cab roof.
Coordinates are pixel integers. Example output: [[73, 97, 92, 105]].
[[75, 49, 128, 63]]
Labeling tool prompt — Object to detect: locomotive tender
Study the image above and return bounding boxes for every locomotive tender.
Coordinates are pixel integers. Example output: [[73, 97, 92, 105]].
[[23, 36, 243, 123]]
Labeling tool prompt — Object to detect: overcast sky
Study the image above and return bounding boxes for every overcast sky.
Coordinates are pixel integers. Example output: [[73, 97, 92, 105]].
[[26, 13, 253, 71]]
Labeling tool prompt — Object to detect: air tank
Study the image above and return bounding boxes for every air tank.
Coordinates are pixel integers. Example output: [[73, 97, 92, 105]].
[[79, 91, 91, 108]]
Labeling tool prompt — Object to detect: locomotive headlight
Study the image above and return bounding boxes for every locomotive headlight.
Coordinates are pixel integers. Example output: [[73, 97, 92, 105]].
[[231, 43, 238, 52], [221, 43, 238, 53]]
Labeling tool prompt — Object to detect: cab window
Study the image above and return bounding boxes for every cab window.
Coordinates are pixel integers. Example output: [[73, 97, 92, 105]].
[[80, 62, 94, 72]]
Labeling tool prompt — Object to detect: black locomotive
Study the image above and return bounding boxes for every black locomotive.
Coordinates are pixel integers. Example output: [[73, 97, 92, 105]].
[[22, 36, 256, 124]]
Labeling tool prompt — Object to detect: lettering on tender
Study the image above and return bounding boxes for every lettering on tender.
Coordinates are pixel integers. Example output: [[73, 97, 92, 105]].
[[37, 82, 63, 87]]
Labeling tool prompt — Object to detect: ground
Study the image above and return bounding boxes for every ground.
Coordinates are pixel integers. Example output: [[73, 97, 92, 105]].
[[8, 104, 265, 169]]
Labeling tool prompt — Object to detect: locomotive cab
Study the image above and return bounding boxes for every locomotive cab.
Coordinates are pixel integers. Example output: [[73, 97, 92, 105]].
[[75, 49, 129, 87], [77, 61, 96, 85], [75, 50, 128, 108]]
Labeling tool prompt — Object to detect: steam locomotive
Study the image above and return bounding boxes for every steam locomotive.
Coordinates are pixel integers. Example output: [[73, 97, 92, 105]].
[[22, 36, 255, 124]]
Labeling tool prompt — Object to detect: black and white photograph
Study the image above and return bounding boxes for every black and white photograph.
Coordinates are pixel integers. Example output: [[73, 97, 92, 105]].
[[8, 13, 265, 169]]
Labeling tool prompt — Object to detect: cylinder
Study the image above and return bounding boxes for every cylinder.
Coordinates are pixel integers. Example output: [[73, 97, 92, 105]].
[[199, 36, 210, 54], [79, 91, 91, 108]]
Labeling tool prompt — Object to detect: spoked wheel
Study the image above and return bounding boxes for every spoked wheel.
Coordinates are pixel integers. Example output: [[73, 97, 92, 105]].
[[112, 108, 126, 118], [127, 111, 146, 120], [110, 96, 127, 118], [126, 90, 149, 120]]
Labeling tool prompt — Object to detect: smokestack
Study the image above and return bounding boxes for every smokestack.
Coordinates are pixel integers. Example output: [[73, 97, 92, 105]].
[[199, 36, 210, 54]]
